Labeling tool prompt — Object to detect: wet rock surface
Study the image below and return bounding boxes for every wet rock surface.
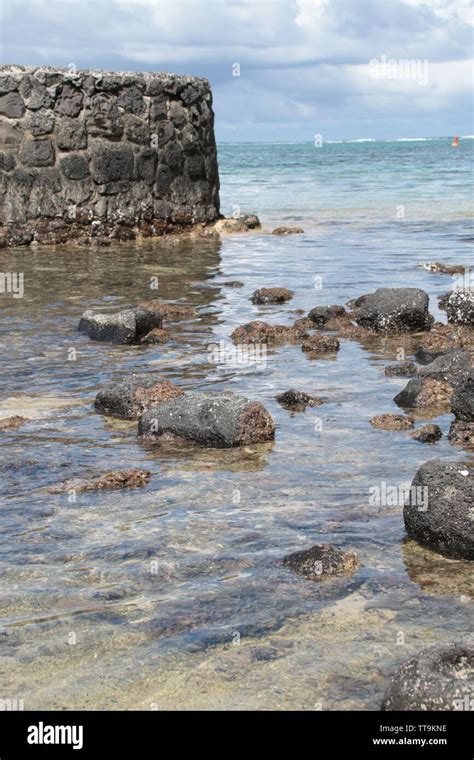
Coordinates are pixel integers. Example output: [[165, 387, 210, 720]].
[[250, 287, 294, 305], [451, 368, 474, 421], [275, 389, 326, 410], [301, 334, 340, 354], [137, 300, 198, 321], [0, 415, 29, 431], [214, 214, 260, 233], [50, 468, 151, 493], [271, 226, 304, 235], [308, 304, 347, 326], [445, 290, 474, 326], [282, 544, 360, 581], [139, 392, 275, 447], [95, 373, 183, 419], [394, 349, 472, 411], [383, 643, 474, 711], [384, 361, 417, 377], [78, 307, 162, 344], [370, 414, 414, 431], [350, 287, 433, 334], [231, 320, 308, 345], [411, 424, 443, 443], [404, 460, 473, 560], [448, 420, 474, 447]]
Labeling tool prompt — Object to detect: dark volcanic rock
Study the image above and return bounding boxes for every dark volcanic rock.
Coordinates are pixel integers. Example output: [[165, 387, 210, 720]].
[[383, 643, 474, 711], [415, 348, 445, 365], [403, 459, 473, 559], [417, 349, 471, 385], [95, 373, 183, 419], [445, 291, 474, 326], [384, 361, 417, 377], [451, 369, 474, 421], [50, 469, 150, 493], [282, 544, 360, 581], [370, 414, 414, 431], [78, 307, 162, 344], [448, 420, 474, 447], [276, 389, 326, 410], [250, 287, 294, 305], [138, 392, 275, 447], [308, 304, 346, 326], [394, 349, 472, 410], [351, 288, 432, 334], [411, 424, 443, 443], [137, 300, 197, 321]]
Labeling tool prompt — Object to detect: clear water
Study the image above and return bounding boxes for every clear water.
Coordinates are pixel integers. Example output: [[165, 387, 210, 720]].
[[0, 139, 473, 710]]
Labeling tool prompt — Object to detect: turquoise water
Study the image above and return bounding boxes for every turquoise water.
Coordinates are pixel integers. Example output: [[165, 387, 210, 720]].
[[0, 139, 472, 710]]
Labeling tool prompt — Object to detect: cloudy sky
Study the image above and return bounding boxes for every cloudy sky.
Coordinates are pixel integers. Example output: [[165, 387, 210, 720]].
[[1, 0, 473, 141]]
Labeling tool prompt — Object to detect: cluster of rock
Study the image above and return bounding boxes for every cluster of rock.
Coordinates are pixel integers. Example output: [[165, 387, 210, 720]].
[[0, 65, 220, 246]]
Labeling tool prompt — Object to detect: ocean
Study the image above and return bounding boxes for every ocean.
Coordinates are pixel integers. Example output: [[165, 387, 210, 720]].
[[0, 138, 472, 709]]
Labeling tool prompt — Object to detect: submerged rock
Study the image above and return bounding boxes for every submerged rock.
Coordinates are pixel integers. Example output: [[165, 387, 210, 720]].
[[78, 307, 162, 344], [222, 281, 244, 288], [283, 544, 360, 581], [301, 334, 340, 354], [0, 415, 29, 431], [384, 361, 418, 377], [138, 392, 275, 447], [50, 469, 150, 493], [445, 290, 474, 326], [382, 643, 474, 711], [250, 287, 294, 305], [95, 373, 183, 419], [272, 226, 304, 235], [276, 389, 326, 410], [404, 459, 473, 560], [422, 261, 467, 275], [231, 320, 308, 345], [308, 304, 347, 326], [137, 300, 197, 321], [214, 214, 261, 233], [351, 287, 433, 334], [140, 327, 171, 344], [370, 414, 414, 431], [411, 424, 442, 443]]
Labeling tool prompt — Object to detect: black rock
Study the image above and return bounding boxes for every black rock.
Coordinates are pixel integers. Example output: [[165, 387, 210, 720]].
[[352, 287, 432, 334], [78, 307, 162, 344], [95, 374, 183, 419], [383, 643, 474, 711], [445, 291, 474, 326], [138, 392, 275, 447], [403, 459, 473, 559], [308, 304, 346, 326], [451, 369, 474, 421], [384, 361, 417, 377], [276, 389, 325, 409], [282, 544, 360, 580]]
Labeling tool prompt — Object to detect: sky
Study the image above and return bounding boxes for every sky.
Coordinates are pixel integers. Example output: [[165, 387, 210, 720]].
[[1, 0, 473, 142]]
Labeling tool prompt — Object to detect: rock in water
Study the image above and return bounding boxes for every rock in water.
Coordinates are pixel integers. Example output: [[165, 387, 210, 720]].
[[276, 389, 326, 409], [382, 644, 474, 711], [0, 415, 29, 431], [231, 320, 307, 345], [370, 414, 414, 430], [445, 291, 474, 326], [448, 369, 474, 446], [272, 226, 304, 235], [351, 288, 432, 333], [301, 334, 340, 353], [282, 544, 360, 580], [138, 392, 275, 447], [250, 287, 294, 305], [403, 460, 473, 560], [394, 349, 471, 410], [308, 304, 347, 326], [79, 307, 162, 344], [411, 424, 442, 443], [95, 374, 183, 419], [50, 469, 150, 493], [384, 361, 417, 377]]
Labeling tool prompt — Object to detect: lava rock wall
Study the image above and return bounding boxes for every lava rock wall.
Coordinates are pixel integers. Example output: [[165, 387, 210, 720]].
[[0, 66, 220, 246]]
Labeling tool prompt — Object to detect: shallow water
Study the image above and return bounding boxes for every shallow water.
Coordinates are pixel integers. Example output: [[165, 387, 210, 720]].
[[0, 140, 473, 710]]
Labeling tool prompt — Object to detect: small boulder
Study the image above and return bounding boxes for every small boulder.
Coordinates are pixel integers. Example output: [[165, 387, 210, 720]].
[[137, 300, 197, 321], [95, 374, 183, 419], [394, 349, 471, 410], [276, 389, 326, 410], [382, 644, 474, 711], [140, 328, 171, 344], [448, 420, 474, 447], [404, 459, 473, 559], [384, 361, 417, 377], [222, 281, 244, 288], [272, 226, 304, 235], [231, 320, 307, 345], [50, 469, 150, 493], [283, 544, 360, 581], [411, 424, 442, 443], [301, 334, 340, 354], [250, 287, 294, 305], [422, 261, 466, 275], [138, 392, 275, 447], [214, 214, 261, 233], [370, 414, 414, 431], [79, 307, 162, 344], [445, 291, 474, 326], [308, 304, 347, 326], [351, 288, 433, 334], [451, 368, 474, 421]]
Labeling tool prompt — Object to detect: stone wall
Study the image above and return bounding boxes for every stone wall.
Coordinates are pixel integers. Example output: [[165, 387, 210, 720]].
[[0, 65, 220, 246]]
